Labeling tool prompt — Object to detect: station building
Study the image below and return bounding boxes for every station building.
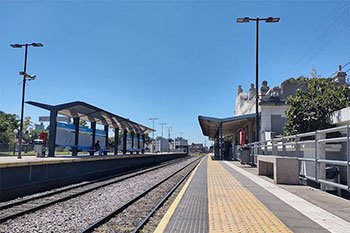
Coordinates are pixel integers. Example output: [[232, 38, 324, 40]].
[[199, 65, 348, 160]]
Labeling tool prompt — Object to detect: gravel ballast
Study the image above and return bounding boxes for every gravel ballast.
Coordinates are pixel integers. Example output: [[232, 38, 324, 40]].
[[0, 157, 197, 233]]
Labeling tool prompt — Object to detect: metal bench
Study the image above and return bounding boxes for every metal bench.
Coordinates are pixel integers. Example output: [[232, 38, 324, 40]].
[[127, 148, 144, 154], [70, 146, 96, 156]]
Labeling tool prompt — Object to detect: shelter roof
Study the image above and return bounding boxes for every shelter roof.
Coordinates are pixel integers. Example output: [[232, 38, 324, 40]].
[[26, 101, 153, 134], [198, 113, 257, 139]]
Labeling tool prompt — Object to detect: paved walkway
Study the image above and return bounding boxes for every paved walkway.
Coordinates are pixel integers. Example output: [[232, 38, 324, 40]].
[[155, 155, 350, 233]]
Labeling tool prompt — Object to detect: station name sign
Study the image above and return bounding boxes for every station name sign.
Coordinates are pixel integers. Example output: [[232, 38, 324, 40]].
[[39, 116, 69, 122]]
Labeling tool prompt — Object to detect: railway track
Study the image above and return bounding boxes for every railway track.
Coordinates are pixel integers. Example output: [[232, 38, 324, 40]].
[[0, 157, 189, 224], [81, 157, 202, 233]]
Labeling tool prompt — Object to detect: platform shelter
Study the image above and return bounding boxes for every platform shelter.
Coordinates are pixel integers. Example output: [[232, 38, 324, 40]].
[[27, 101, 153, 157], [198, 113, 258, 159]]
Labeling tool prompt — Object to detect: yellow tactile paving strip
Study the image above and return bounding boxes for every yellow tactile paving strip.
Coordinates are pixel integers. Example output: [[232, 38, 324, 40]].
[[207, 156, 292, 233]]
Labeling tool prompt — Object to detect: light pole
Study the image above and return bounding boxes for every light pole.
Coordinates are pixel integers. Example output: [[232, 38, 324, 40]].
[[159, 122, 166, 152], [11, 42, 43, 159], [236, 17, 279, 142], [13, 129, 18, 156], [149, 117, 158, 153], [166, 126, 172, 152]]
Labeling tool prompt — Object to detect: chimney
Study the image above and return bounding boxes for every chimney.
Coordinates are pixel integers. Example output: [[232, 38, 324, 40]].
[[333, 65, 346, 84]]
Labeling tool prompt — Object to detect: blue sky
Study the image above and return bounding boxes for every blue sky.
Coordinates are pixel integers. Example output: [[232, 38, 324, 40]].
[[0, 0, 349, 144]]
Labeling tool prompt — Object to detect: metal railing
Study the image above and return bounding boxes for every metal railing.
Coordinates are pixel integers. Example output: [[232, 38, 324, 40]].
[[240, 124, 350, 194]]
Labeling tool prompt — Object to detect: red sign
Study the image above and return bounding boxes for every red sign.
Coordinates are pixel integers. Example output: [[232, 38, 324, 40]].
[[39, 132, 48, 144]]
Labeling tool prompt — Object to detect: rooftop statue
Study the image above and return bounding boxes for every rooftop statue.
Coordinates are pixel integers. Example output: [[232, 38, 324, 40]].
[[248, 83, 256, 100], [237, 85, 243, 95], [261, 80, 270, 96]]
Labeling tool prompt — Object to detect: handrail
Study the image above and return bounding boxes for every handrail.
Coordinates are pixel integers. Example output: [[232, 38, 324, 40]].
[[239, 123, 350, 196], [318, 137, 348, 143], [296, 140, 315, 145], [318, 125, 348, 134], [317, 159, 347, 166], [298, 157, 315, 162]]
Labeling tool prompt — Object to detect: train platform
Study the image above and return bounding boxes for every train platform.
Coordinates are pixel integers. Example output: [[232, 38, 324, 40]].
[[0, 152, 187, 202], [155, 155, 350, 233], [0, 153, 178, 168]]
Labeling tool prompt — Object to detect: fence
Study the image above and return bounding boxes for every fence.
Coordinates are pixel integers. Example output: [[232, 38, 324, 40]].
[[0, 142, 34, 156], [240, 124, 350, 194]]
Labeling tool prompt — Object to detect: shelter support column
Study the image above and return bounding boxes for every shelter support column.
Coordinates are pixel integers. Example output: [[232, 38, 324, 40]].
[[131, 132, 134, 154], [137, 133, 140, 154], [104, 125, 109, 155], [247, 122, 253, 144], [220, 122, 223, 160], [142, 134, 145, 154], [72, 117, 80, 156], [48, 110, 57, 157], [215, 130, 219, 158], [114, 128, 119, 155], [123, 130, 127, 154], [91, 122, 96, 156]]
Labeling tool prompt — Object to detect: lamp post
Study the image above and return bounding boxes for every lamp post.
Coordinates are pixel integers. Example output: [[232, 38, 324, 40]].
[[159, 122, 166, 152], [11, 43, 43, 159], [166, 126, 172, 152], [13, 129, 18, 156], [149, 117, 158, 153], [236, 17, 279, 142]]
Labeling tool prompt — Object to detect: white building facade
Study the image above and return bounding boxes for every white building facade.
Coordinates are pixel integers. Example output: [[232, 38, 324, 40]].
[[154, 136, 169, 152]]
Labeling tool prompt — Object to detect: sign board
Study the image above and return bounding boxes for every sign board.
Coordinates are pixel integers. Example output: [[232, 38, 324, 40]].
[[39, 116, 69, 122]]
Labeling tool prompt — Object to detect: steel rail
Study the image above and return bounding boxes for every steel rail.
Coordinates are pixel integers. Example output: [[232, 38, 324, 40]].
[[0, 157, 188, 223], [0, 157, 185, 211], [131, 158, 201, 233], [81, 157, 201, 233]]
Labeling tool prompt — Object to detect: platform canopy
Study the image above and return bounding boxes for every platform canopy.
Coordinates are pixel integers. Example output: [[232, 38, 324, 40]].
[[26, 101, 153, 134], [198, 113, 257, 140]]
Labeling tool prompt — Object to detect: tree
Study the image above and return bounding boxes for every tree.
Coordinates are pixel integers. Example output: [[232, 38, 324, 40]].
[[107, 133, 150, 149], [0, 111, 19, 148], [108, 130, 124, 149], [143, 133, 151, 145], [23, 116, 32, 142], [284, 78, 350, 135], [79, 119, 88, 127]]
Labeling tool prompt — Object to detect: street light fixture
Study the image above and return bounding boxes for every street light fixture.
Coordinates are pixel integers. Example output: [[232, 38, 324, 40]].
[[236, 17, 250, 23], [266, 17, 280, 23], [148, 118, 158, 139], [10, 42, 44, 159], [19, 72, 36, 80], [236, 17, 279, 142]]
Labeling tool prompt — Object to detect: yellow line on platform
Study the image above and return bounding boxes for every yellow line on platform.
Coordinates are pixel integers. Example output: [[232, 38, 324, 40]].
[[154, 157, 203, 233], [207, 156, 292, 233]]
